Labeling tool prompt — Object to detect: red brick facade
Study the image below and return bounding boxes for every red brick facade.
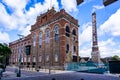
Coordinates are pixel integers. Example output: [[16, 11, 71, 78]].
[[9, 8, 79, 70]]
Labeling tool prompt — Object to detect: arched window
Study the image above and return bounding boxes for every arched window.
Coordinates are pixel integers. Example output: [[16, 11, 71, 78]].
[[39, 32, 42, 45], [46, 29, 50, 43], [33, 34, 36, 46], [66, 44, 69, 53], [54, 26, 59, 42], [72, 29, 76, 35], [66, 26, 70, 37]]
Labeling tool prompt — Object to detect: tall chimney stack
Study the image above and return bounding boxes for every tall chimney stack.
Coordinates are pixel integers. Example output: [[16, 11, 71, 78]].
[[91, 12, 100, 65]]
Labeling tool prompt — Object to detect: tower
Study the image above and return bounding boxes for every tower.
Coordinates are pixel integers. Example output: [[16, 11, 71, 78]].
[[91, 12, 100, 64]]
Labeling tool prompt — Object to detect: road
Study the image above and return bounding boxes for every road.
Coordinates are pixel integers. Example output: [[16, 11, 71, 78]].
[[2, 66, 120, 80], [5, 66, 48, 77]]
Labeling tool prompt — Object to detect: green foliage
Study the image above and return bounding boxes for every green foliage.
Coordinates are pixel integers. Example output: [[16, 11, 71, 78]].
[[111, 55, 120, 61], [0, 56, 4, 68], [0, 56, 4, 63], [0, 63, 4, 69], [0, 43, 12, 65]]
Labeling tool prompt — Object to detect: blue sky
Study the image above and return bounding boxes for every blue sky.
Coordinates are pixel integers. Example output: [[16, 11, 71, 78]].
[[0, 0, 120, 58]]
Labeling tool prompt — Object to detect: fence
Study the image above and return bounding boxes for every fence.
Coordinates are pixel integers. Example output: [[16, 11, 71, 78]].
[[66, 62, 108, 74]]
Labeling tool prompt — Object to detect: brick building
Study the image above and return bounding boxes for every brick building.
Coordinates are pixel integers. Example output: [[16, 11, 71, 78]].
[[9, 8, 79, 70]]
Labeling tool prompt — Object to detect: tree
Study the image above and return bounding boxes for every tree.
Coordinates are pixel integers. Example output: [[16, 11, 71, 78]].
[[111, 55, 120, 61], [0, 43, 12, 70]]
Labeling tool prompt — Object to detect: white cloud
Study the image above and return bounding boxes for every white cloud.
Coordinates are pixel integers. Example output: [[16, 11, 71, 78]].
[[61, 0, 77, 12], [92, 5, 104, 12], [80, 48, 91, 57], [79, 22, 92, 57], [21, 25, 31, 36], [0, 31, 10, 43], [79, 20, 120, 58], [100, 8, 120, 36], [99, 39, 120, 58], [93, 5, 104, 10], [79, 22, 92, 46], [0, 0, 59, 44], [2, 0, 28, 10], [79, 37, 120, 58], [0, 0, 59, 37], [99, 38, 115, 47], [0, 3, 17, 30]]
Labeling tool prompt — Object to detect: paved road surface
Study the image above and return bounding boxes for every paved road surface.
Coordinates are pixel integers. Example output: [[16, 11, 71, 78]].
[[3, 72, 120, 80], [2, 66, 120, 80]]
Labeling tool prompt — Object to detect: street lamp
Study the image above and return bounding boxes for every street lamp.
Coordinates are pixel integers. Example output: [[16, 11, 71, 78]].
[[103, 0, 118, 6], [76, 0, 84, 5], [17, 34, 24, 77]]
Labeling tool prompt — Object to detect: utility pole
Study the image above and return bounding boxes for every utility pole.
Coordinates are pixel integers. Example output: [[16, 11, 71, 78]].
[[17, 34, 24, 77]]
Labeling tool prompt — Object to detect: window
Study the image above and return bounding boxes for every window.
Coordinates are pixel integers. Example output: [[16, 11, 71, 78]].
[[24, 57, 26, 62], [39, 55, 42, 62], [33, 34, 36, 46], [66, 26, 70, 37], [72, 29, 76, 35], [73, 46, 76, 52], [39, 32, 42, 45], [55, 53, 58, 62], [46, 29, 50, 43], [46, 54, 49, 62], [33, 56, 35, 62], [21, 57, 23, 62], [28, 57, 30, 62], [66, 44, 69, 53], [54, 26, 59, 42], [16, 58, 18, 62]]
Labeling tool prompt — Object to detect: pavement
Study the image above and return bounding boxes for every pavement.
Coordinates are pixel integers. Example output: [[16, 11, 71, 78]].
[[2, 72, 120, 80], [21, 67, 74, 74], [1, 66, 73, 79], [1, 66, 120, 80]]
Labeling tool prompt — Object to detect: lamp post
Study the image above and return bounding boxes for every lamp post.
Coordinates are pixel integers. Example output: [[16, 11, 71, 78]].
[[103, 0, 118, 6], [17, 34, 24, 77]]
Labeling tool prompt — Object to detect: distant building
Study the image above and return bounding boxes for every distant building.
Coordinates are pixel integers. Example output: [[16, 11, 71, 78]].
[[9, 7, 79, 70], [101, 57, 113, 63], [79, 57, 90, 63]]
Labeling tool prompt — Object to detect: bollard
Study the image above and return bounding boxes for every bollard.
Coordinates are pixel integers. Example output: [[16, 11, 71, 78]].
[[17, 69, 21, 77], [15, 68, 21, 77]]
